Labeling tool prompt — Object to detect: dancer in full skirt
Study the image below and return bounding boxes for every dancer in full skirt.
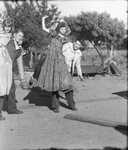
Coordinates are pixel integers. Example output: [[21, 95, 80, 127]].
[[30, 16, 77, 113]]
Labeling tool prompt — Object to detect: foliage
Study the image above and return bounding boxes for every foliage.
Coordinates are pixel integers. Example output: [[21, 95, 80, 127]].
[[65, 11, 126, 49], [4, 0, 61, 50], [120, 29, 127, 50], [4, 0, 127, 69]]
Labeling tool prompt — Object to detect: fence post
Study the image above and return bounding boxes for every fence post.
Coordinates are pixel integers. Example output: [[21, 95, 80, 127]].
[[110, 44, 114, 57]]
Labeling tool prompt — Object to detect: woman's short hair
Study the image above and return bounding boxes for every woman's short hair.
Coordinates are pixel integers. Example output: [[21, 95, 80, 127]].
[[3, 17, 14, 27], [3, 16, 14, 33], [55, 22, 67, 33]]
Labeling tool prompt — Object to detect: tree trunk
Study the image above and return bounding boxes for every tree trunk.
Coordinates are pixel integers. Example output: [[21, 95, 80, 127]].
[[90, 42, 104, 66], [110, 44, 114, 57]]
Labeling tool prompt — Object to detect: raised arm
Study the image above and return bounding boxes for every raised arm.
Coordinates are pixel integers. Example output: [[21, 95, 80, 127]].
[[42, 16, 50, 33]]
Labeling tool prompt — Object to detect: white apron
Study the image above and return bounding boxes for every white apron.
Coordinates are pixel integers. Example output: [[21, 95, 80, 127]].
[[62, 42, 75, 72], [72, 49, 82, 76], [0, 33, 12, 96]]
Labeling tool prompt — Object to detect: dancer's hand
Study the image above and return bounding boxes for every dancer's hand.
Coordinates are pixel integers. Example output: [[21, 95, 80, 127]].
[[42, 15, 48, 19]]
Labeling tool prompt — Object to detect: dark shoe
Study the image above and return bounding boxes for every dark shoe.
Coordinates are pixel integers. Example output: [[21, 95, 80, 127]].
[[8, 110, 23, 114], [29, 80, 33, 86], [0, 116, 6, 120], [29, 76, 34, 86], [79, 76, 84, 81], [53, 108, 60, 113], [70, 107, 77, 111]]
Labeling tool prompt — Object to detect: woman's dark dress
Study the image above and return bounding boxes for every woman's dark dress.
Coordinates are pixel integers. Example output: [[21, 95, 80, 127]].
[[35, 34, 73, 92]]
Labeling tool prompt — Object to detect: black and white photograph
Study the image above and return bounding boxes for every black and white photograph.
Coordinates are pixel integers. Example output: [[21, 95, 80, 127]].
[[0, 0, 127, 150]]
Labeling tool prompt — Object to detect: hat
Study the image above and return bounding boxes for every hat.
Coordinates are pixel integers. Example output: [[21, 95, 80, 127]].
[[74, 40, 82, 48]]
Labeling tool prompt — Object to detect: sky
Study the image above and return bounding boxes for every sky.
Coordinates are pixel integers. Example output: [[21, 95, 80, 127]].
[[0, 0, 127, 28], [48, 0, 127, 28]]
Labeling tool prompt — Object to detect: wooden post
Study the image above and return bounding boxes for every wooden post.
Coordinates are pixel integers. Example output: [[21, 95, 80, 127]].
[[110, 44, 114, 58], [110, 61, 121, 76], [106, 44, 114, 75], [64, 114, 127, 130]]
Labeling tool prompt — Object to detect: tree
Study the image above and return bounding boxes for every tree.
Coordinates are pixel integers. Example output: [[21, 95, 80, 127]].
[[121, 29, 128, 50], [4, 0, 61, 50], [65, 11, 126, 65], [65, 11, 126, 49], [4, 0, 61, 69]]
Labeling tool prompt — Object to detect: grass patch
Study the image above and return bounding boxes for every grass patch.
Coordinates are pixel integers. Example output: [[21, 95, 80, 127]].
[[81, 49, 127, 70]]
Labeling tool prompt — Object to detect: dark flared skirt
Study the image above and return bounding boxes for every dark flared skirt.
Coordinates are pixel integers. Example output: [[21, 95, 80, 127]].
[[33, 44, 73, 92]]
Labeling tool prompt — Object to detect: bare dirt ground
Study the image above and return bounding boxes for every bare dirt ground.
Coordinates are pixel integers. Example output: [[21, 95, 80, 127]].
[[0, 70, 127, 150]]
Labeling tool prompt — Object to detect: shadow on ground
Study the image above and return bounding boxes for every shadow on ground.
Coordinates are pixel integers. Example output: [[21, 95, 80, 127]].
[[112, 91, 128, 99], [112, 91, 128, 136], [114, 125, 128, 136], [23, 88, 69, 110]]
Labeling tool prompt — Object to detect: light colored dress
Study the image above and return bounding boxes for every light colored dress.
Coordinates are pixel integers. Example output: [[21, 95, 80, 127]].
[[62, 42, 75, 72], [0, 32, 12, 96], [72, 49, 82, 76]]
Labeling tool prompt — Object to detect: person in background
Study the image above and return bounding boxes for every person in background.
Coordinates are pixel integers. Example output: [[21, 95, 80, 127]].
[[4, 16, 25, 83], [72, 40, 84, 81], [3, 27, 24, 114], [62, 40, 84, 81], [62, 41, 75, 74]]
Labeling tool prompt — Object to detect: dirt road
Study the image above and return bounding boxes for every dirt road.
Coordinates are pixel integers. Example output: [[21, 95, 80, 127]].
[[0, 73, 127, 150]]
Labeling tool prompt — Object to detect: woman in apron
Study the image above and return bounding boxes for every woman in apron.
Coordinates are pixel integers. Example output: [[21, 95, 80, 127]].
[[0, 16, 13, 120]]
